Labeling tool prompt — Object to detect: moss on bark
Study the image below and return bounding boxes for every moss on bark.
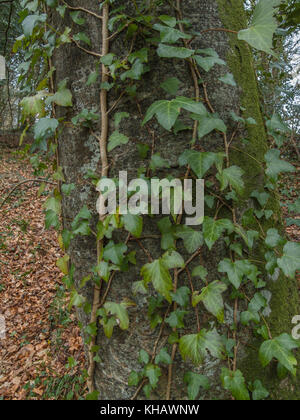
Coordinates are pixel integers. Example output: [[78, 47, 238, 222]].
[[217, 0, 300, 399]]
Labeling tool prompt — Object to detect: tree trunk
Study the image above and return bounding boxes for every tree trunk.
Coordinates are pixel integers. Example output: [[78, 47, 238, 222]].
[[53, 0, 300, 400]]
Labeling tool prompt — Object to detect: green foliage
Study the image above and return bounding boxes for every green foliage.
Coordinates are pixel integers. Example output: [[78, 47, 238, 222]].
[[238, 0, 280, 55], [259, 333, 300, 375]]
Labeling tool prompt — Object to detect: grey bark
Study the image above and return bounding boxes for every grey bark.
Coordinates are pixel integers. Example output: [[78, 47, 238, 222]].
[[53, 0, 300, 400]]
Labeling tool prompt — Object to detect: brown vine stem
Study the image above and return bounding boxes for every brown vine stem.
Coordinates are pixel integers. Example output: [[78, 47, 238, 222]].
[[72, 38, 103, 58], [62, 0, 103, 20], [87, 2, 110, 395]]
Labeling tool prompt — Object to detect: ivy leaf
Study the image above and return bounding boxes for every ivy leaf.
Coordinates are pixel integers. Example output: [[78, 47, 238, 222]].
[[288, 198, 300, 214], [144, 364, 162, 388], [70, 11, 85, 25], [161, 250, 185, 270], [22, 14, 47, 37], [107, 131, 129, 152], [154, 24, 191, 44], [184, 372, 210, 400], [217, 166, 245, 195], [160, 77, 181, 95], [149, 153, 170, 171], [173, 97, 207, 115], [73, 32, 91, 46], [143, 100, 180, 131], [241, 293, 267, 325], [192, 281, 227, 323], [33, 118, 58, 140], [265, 228, 285, 248], [192, 113, 227, 138], [192, 265, 208, 281], [157, 44, 194, 59], [121, 59, 145, 81], [221, 368, 250, 401], [179, 150, 217, 179], [277, 242, 300, 279], [252, 380, 269, 401], [194, 55, 225, 72], [219, 73, 236, 86], [259, 333, 300, 375], [141, 259, 173, 303], [251, 190, 270, 207], [265, 149, 294, 182], [159, 15, 177, 27], [46, 79, 72, 107], [174, 225, 203, 253], [104, 301, 130, 330], [166, 309, 188, 328], [179, 329, 225, 365], [20, 91, 45, 117], [45, 210, 60, 230], [128, 371, 140, 387], [123, 214, 143, 238], [103, 241, 128, 266], [155, 348, 172, 365], [203, 217, 234, 250], [170, 286, 191, 308], [218, 259, 254, 289], [238, 0, 280, 55]]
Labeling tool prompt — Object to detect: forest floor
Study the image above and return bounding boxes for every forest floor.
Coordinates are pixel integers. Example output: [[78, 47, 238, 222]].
[[0, 147, 86, 400], [0, 146, 299, 400]]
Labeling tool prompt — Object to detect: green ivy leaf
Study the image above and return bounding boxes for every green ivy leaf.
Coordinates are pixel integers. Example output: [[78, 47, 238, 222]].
[[192, 265, 208, 281], [217, 165, 245, 195], [192, 113, 227, 138], [277, 242, 300, 279], [259, 333, 300, 375], [46, 79, 72, 107], [104, 301, 130, 330], [154, 24, 191, 44], [33, 118, 58, 140], [218, 73, 236, 86], [22, 14, 47, 37], [174, 225, 203, 253], [194, 55, 225, 72], [218, 259, 254, 289], [161, 250, 185, 270], [107, 131, 129, 152], [166, 309, 187, 328], [73, 32, 91, 46], [157, 44, 194, 59], [265, 228, 285, 248], [20, 91, 45, 117], [203, 217, 234, 250], [123, 214, 143, 238], [192, 281, 227, 323], [252, 380, 269, 401], [155, 347, 172, 365], [179, 150, 218, 179], [141, 258, 173, 303], [265, 149, 294, 182], [143, 100, 180, 131], [170, 287, 191, 308], [184, 372, 210, 400], [144, 364, 162, 388], [160, 77, 181, 95], [179, 329, 225, 365], [221, 368, 250, 400], [103, 241, 127, 266], [238, 0, 280, 55]]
